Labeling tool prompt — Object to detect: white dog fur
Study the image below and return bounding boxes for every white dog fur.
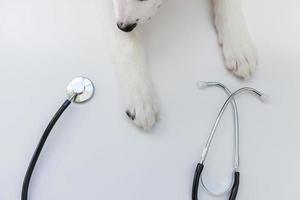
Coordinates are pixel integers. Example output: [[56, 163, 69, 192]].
[[112, 0, 257, 130]]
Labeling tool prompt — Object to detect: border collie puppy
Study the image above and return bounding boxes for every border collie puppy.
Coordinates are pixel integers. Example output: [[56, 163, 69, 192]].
[[112, 0, 257, 130]]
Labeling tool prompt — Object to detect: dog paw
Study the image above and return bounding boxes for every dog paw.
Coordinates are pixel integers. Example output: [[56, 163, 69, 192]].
[[220, 30, 258, 79], [125, 86, 159, 131]]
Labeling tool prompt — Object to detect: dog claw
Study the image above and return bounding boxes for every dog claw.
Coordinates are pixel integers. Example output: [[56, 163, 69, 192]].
[[126, 110, 135, 120]]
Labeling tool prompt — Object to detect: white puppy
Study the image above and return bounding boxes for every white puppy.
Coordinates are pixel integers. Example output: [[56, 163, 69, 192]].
[[112, 0, 257, 130]]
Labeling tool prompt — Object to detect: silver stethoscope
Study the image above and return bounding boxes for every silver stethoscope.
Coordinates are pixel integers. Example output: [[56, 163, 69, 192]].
[[21, 77, 267, 200], [192, 81, 268, 200]]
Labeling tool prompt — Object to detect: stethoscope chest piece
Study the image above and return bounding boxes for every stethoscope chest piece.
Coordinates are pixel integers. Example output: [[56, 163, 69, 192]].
[[66, 77, 94, 103]]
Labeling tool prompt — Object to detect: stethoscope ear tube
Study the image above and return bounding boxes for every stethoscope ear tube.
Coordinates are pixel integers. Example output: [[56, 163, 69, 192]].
[[229, 172, 240, 200], [192, 163, 204, 200], [193, 82, 267, 200]]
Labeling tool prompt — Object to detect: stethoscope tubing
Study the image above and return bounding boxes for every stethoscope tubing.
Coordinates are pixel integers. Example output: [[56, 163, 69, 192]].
[[22, 99, 72, 200]]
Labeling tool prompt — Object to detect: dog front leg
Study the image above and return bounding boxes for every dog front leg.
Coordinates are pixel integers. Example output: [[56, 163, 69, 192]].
[[113, 30, 159, 131], [212, 0, 258, 79]]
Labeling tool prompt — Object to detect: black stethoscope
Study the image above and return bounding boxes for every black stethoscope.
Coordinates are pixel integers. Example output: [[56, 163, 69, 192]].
[[21, 78, 267, 200], [22, 77, 94, 200]]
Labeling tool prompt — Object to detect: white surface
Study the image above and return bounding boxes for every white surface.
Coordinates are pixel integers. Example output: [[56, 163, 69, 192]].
[[0, 0, 299, 199]]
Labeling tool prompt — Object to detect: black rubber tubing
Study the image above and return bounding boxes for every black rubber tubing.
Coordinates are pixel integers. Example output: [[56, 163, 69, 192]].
[[228, 172, 240, 200], [192, 163, 204, 200], [22, 99, 72, 200], [192, 164, 240, 200]]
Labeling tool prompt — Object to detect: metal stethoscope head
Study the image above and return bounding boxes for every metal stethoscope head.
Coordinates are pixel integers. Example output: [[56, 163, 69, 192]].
[[192, 81, 269, 200], [66, 77, 95, 103]]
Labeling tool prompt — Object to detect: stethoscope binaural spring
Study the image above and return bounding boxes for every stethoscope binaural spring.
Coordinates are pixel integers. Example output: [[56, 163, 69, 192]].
[[22, 77, 94, 200], [192, 81, 269, 200]]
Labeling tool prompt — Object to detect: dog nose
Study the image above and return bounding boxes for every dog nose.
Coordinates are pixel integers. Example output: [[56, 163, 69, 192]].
[[117, 22, 137, 32]]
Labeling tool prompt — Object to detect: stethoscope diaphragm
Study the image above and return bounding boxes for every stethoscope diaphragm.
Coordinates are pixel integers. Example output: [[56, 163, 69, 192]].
[[66, 77, 94, 103]]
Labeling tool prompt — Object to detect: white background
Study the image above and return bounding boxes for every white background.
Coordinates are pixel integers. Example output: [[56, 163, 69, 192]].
[[0, 0, 299, 199]]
